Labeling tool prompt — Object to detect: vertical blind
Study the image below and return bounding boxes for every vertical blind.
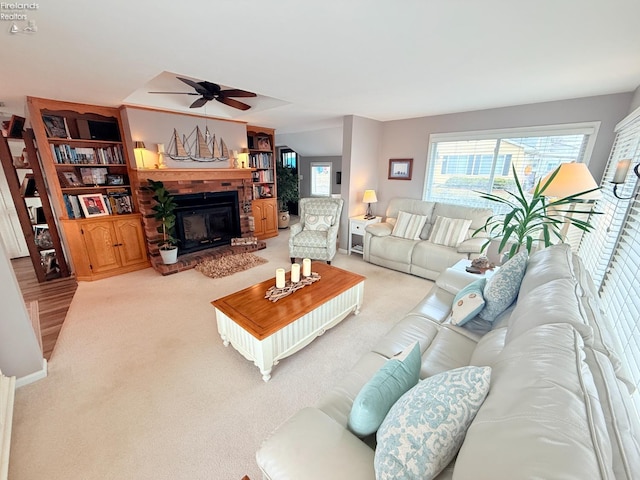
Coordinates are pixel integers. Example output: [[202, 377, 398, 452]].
[[578, 107, 640, 408]]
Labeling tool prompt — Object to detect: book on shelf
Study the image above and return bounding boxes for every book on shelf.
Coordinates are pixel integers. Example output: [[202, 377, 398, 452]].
[[50, 144, 124, 165], [63, 194, 84, 219]]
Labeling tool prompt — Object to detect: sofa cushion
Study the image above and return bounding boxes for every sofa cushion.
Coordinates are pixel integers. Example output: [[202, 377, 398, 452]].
[[303, 214, 334, 231], [428, 216, 472, 247], [348, 342, 421, 437], [450, 278, 486, 326], [454, 323, 615, 480], [374, 366, 491, 480], [391, 211, 428, 240], [478, 251, 527, 322], [506, 277, 594, 345]]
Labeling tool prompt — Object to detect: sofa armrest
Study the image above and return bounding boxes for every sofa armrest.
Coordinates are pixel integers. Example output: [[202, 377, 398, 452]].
[[290, 221, 303, 237], [435, 268, 478, 295], [457, 237, 488, 254], [257, 407, 375, 480], [365, 222, 392, 237]]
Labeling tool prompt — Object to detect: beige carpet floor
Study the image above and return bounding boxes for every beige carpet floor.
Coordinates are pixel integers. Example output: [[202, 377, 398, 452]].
[[9, 231, 433, 480]]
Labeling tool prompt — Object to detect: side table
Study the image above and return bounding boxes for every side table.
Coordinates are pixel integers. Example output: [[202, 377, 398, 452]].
[[348, 215, 382, 255]]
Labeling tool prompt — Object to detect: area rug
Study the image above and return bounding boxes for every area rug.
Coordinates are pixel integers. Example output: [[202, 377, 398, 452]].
[[195, 252, 268, 278]]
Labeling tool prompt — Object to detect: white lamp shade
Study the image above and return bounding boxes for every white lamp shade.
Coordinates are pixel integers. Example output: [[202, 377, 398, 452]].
[[362, 190, 378, 203], [539, 163, 601, 200]]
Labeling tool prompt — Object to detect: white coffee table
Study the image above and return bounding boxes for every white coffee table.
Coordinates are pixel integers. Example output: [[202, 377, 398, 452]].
[[211, 263, 365, 382]]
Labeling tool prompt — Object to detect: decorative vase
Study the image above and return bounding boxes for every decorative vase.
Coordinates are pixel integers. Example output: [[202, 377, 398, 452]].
[[278, 211, 290, 229], [159, 246, 178, 265]]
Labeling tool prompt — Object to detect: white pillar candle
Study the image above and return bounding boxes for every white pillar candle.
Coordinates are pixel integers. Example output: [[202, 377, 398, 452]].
[[302, 258, 311, 277], [275, 268, 286, 288], [291, 263, 300, 283], [612, 159, 631, 184]]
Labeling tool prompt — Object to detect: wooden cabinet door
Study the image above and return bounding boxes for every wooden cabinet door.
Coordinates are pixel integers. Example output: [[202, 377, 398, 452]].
[[252, 201, 266, 238], [262, 198, 278, 237], [113, 217, 147, 267], [82, 220, 121, 275]]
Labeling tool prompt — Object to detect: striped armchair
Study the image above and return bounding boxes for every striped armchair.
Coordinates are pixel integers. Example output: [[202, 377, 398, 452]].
[[289, 197, 344, 264]]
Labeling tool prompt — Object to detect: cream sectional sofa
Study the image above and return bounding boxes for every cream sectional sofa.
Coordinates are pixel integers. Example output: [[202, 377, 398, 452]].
[[256, 244, 640, 479], [363, 198, 493, 280]]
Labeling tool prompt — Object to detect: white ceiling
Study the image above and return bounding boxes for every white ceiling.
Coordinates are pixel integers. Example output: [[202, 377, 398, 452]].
[[2, 0, 640, 154]]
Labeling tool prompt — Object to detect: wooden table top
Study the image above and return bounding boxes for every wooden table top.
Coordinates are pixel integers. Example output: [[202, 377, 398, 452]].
[[211, 263, 365, 340]]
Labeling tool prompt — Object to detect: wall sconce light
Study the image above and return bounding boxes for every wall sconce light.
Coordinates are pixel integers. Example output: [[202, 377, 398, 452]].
[[134, 141, 146, 169], [362, 189, 378, 219], [611, 159, 640, 199]]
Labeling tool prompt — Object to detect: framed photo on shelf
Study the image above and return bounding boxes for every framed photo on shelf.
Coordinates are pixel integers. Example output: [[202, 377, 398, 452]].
[[59, 171, 84, 187], [106, 174, 125, 186], [257, 136, 271, 151], [388, 158, 413, 180], [42, 114, 70, 139], [78, 193, 110, 218]]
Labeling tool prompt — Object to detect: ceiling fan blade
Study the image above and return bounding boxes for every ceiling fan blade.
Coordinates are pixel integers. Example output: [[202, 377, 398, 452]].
[[177, 77, 210, 96], [190, 97, 209, 108], [149, 91, 199, 95], [216, 97, 251, 111], [220, 89, 257, 98]]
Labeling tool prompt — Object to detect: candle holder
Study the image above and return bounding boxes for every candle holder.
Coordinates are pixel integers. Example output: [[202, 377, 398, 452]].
[[265, 272, 321, 302]]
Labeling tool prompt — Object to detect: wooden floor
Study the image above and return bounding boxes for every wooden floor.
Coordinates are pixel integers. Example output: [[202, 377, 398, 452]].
[[11, 256, 78, 360]]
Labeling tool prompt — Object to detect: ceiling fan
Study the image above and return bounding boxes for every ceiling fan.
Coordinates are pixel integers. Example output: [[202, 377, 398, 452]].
[[149, 77, 256, 110]]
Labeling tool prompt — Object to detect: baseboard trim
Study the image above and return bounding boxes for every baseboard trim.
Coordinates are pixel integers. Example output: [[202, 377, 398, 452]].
[[15, 359, 47, 388]]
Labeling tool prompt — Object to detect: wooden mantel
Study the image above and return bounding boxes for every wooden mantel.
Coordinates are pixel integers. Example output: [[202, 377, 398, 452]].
[[130, 168, 253, 183]]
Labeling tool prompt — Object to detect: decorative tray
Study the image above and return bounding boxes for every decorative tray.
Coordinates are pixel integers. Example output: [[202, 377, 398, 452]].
[[265, 272, 321, 302]]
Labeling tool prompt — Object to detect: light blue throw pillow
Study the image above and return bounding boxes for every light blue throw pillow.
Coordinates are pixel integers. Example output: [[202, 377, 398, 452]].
[[374, 366, 492, 480], [348, 342, 421, 437], [450, 278, 486, 326], [478, 251, 527, 322]]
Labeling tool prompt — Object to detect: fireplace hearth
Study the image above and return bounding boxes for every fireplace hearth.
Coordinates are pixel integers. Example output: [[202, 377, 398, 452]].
[[174, 191, 241, 255]]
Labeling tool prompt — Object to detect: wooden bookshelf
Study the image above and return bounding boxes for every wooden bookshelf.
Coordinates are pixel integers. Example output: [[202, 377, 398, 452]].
[[247, 125, 278, 239], [27, 97, 149, 280]]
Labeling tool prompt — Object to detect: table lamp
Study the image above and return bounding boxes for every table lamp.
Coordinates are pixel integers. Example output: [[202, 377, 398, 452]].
[[363, 190, 377, 219]]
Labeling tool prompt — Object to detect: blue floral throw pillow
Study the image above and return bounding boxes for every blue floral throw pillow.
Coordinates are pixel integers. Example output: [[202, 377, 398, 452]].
[[450, 278, 486, 326], [348, 342, 421, 437], [374, 366, 492, 480], [478, 251, 527, 322]]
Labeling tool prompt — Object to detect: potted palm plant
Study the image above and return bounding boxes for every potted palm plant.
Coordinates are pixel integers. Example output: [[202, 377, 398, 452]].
[[147, 179, 178, 264], [473, 165, 600, 260], [276, 162, 299, 228]]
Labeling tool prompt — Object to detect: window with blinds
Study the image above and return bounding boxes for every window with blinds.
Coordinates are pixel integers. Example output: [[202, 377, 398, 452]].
[[423, 124, 599, 213], [578, 107, 640, 408]]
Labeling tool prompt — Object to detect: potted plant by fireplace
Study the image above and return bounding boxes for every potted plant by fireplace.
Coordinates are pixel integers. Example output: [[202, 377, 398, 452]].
[[276, 162, 299, 229], [147, 179, 178, 265]]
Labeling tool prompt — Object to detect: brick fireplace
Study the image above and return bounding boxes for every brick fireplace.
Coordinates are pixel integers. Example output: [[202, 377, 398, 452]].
[[131, 168, 265, 275]]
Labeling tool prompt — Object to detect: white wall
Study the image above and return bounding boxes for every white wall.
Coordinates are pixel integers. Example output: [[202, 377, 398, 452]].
[[0, 239, 43, 379], [376, 92, 632, 214], [121, 107, 247, 169]]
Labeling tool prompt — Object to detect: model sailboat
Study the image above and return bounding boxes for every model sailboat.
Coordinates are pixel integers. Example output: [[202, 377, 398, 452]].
[[189, 126, 213, 162], [209, 134, 229, 162], [166, 126, 230, 163], [166, 128, 190, 161]]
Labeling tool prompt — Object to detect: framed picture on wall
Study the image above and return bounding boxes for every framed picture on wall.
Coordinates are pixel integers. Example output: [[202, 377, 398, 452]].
[[388, 158, 413, 180]]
